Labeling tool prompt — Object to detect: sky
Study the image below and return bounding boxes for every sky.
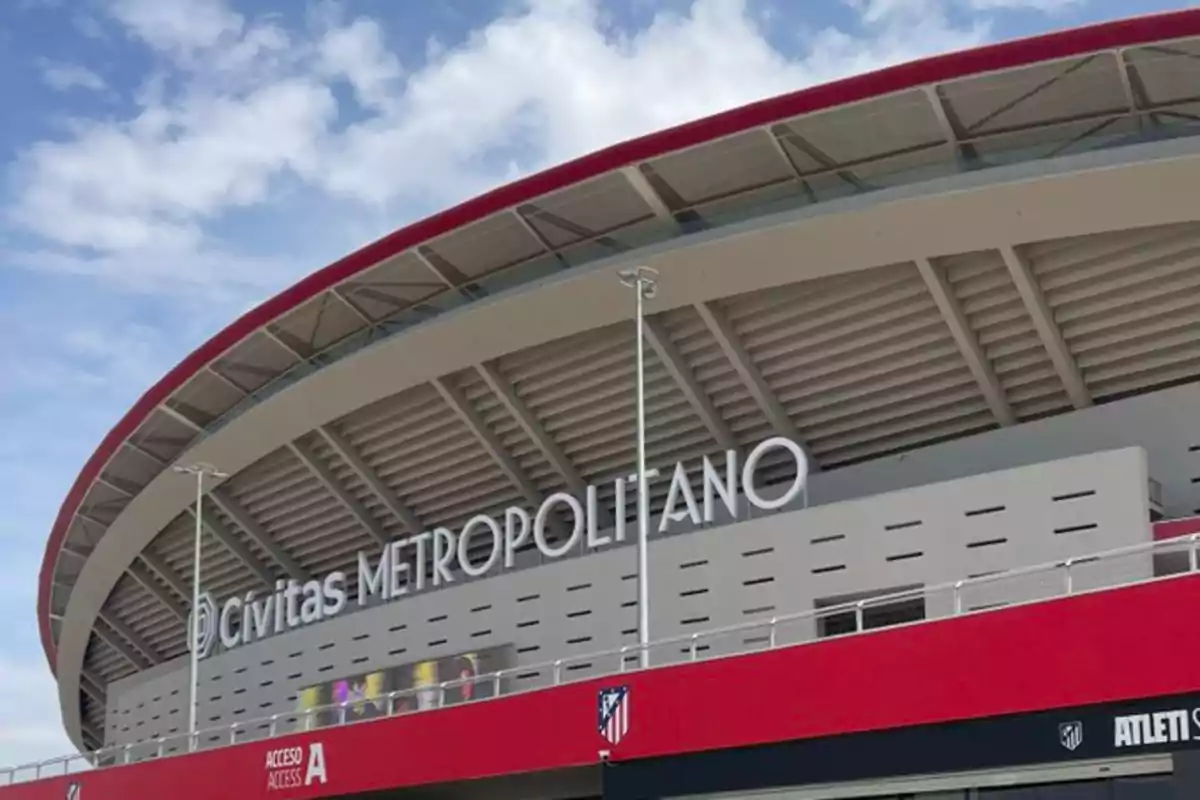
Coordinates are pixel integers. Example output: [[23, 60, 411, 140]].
[[0, 0, 1190, 772]]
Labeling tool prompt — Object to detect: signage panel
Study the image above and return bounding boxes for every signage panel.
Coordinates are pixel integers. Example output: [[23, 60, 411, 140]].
[[197, 437, 810, 656]]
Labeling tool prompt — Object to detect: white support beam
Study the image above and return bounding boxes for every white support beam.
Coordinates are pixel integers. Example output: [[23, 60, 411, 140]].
[[316, 426, 422, 535], [621, 165, 680, 225], [138, 552, 190, 601], [924, 85, 960, 150], [475, 362, 613, 527], [123, 440, 167, 467], [999, 246, 1092, 410], [95, 475, 135, 498], [511, 208, 559, 257], [915, 257, 1016, 427], [93, 619, 153, 671], [330, 286, 375, 327], [97, 611, 160, 666], [1114, 49, 1140, 115], [79, 672, 106, 706], [158, 401, 205, 433], [207, 490, 308, 582], [75, 512, 109, 532], [206, 365, 249, 396], [263, 326, 308, 363], [433, 377, 564, 530], [289, 438, 389, 546], [643, 315, 737, 452], [694, 301, 817, 467], [60, 544, 91, 561], [127, 560, 188, 622], [412, 247, 458, 291]]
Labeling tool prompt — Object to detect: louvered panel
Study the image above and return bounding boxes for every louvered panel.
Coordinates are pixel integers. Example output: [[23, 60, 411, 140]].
[[501, 326, 703, 486], [104, 574, 173, 645], [659, 307, 772, 446], [1026, 222, 1200, 401], [342, 386, 527, 527], [150, 515, 259, 602], [225, 448, 299, 502], [88, 635, 132, 685], [227, 447, 379, 565], [303, 434, 409, 539], [822, 407, 995, 467], [717, 263, 986, 458], [456, 368, 565, 494], [943, 249, 1070, 420]]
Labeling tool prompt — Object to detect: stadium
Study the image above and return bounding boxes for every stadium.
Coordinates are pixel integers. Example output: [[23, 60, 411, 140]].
[[10, 7, 1200, 799]]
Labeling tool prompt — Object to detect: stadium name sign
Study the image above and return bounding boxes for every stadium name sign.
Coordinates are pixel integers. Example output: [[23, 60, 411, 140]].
[[194, 436, 808, 656]]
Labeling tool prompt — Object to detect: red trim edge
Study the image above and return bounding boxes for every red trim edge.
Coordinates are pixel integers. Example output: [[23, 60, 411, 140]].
[[11, 576, 1200, 799], [40, 9, 1200, 687]]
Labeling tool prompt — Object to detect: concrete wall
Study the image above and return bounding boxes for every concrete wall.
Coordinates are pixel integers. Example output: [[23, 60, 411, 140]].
[[104, 445, 1152, 754]]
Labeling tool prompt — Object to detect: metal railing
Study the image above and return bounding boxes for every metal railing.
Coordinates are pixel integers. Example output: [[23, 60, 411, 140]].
[[6, 534, 1199, 786]]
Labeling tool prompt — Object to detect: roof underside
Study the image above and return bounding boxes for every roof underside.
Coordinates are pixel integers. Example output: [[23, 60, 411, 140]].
[[49, 33, 1200, 749]]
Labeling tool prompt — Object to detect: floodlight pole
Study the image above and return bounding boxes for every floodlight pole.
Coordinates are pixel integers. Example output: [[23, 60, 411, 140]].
[[172, 462, 228, 745], [619, 266, 658, 670]]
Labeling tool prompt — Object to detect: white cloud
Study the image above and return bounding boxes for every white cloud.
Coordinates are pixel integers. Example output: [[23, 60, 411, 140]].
[[39, 61, 108, 93], [5, 0, 1075, 297]]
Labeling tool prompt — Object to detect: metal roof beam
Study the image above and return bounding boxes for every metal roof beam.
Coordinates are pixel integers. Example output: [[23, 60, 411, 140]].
[[622, 165, 680, 226], [772, 124, 868, 192], [643, 315, 737, 452], [95, 475, 136, 498], [922, 85, 981, 166], [80, 723, 103, 750], [158, 401, 205, 433], [206, 365, 248, 396], [475, 362, 612, 526], [196, 504, 279, 588], [127, 560, 188, 622], [123, 440, 167, 467], [97, 611, 160, 666], [694, 301, 817, 468], [315, 426, 422, 535], [207, 490, 307, 583], [80, 671, 106, 706], [763, 127, 818, 204], [330, 286, 375, 327], [915, 257, 1016, 427], [289, 438, 389, 546], [93, 618, 154, 671], [511, 208, 569, 268], [263, 326, 309, 363], [137, 551, 190, 602], [967, 55, 1098, 136], [415, 247, 483, 301], [433, 376, 566, 533], [999, 245, 1092, 410]]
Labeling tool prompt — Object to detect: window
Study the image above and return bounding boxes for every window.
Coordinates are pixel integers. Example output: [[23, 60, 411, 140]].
[[814, 585, 925, 638]]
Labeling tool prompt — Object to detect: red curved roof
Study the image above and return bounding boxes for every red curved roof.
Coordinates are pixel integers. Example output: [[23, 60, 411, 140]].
[[41, 7, 1200, 678]]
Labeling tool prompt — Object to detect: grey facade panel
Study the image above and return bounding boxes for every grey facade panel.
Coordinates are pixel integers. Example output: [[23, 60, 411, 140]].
[[105, 444, 1152, 752]]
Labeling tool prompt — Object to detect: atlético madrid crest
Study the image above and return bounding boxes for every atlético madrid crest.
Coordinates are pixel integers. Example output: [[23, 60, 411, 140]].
[[598, 685, 630, 745]]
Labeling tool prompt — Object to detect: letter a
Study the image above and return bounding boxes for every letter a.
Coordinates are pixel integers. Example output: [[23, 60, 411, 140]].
[[305, 742, 328, 786]]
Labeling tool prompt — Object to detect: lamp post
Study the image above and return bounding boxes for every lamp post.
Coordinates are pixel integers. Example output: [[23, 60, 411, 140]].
[[618, 266, 658, 669], [172, 462, 228, 744]]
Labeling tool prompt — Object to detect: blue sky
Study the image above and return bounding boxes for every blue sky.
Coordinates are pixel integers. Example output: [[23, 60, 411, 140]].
[[0, 0, 1190, 768]]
